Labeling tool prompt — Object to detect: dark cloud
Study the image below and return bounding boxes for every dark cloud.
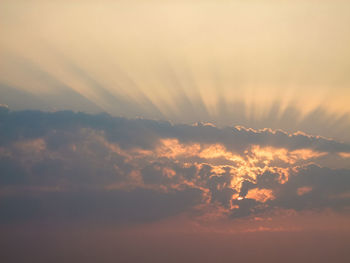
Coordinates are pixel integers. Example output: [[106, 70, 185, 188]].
[[271, 165, 350, 211], [0, 107, 350, 223], [229, 165, 350, 218], [0, 188, 203, 224], [1, 106, 349, 153]]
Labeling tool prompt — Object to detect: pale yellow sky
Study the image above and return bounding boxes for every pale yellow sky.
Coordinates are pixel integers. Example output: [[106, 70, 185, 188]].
[[1, 0, 350, 140]]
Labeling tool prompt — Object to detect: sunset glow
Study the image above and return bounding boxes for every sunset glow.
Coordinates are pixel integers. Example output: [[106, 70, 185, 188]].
[[1, 1, 350, 262]]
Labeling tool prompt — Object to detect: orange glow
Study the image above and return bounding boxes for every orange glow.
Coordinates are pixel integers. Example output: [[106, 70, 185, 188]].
[[250, 145, 325, 165], [250, 145, 288, 162], [339, 152, 350, 158], [245, 188, 275, 203], [297, 186, 313, 196], [84, 137, 334, 201], [141, 139, 326, 195], [290, 149, 327, 160], [156, 139, 201, 158], [163, 167, 176, 178], [198, 144, 244, 163], [155, 139, 246, 164]]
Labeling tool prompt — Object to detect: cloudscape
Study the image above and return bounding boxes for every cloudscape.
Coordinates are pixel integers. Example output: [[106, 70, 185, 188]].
[[1, 1, 350, 262]]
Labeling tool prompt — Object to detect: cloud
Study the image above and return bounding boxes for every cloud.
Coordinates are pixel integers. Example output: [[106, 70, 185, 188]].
[[0, 188, 203, 224], [0, 107, 349, 224], [1, 106, 349, 153]]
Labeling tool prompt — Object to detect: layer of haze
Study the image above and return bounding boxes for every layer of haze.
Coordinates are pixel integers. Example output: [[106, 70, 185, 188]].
[[1, 0, 350, 141]]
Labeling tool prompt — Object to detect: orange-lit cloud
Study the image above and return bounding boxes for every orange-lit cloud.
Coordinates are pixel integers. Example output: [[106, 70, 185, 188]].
[[245, 188, 275, 203], [297, 186, 313, 196], [339, 152, 350, 158], [0, 109, 349, 225]]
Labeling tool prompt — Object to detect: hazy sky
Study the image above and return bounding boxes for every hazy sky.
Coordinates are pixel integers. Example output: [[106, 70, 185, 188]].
[[1, 1, 350, 262], [1, 0, 350, 140]]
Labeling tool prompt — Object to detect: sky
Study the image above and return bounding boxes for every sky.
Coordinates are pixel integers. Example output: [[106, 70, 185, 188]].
[[1, 0, 350, 262]]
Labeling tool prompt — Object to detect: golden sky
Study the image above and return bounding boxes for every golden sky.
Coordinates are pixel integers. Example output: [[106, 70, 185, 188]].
[[1, 0, 350, 141]]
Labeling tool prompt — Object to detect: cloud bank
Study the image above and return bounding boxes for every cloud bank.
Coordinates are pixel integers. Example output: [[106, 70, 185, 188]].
[[0, 106, 350, 224]]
